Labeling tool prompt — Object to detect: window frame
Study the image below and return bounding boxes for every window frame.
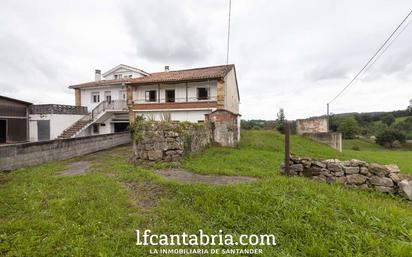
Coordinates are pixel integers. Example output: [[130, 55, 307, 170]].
[[165, 89, 175, 103], [196, 87, 209, 100], [104, 91, 111, 103], [91, 92, 100, 103], [145, 90, 157, 102]]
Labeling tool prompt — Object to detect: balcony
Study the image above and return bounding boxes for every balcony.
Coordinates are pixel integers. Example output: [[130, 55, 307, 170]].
[[132, 96, 218, 110]]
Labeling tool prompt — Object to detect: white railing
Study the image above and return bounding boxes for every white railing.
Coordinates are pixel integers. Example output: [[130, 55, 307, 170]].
[[92, 100, 127, 119]]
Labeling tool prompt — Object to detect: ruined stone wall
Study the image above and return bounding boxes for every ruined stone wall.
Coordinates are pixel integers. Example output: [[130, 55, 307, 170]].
[[281, 156, 412, 201], [205, 109, 240, 147], [132, 121, 212, 162], [296, 117, 328, 134]]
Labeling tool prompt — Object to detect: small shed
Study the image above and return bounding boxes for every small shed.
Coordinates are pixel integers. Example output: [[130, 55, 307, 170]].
[[0, 95, 32, 144]]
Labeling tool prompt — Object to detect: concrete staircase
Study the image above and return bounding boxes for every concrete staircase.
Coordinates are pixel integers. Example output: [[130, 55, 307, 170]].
[[58, 119, 91, 139], [57, 100, 128, 139]]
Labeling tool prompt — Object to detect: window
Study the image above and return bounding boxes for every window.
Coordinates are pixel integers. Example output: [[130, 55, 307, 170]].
[[105, 91, 111, 103], [92, 124, 99, 134], [91, 92, 100, 103], [165, 89, 175, 102], [145, 90, 157, 102], [129, 75, 133, 78], [114, 75, 118, 79], [197, 88, 209, 100]]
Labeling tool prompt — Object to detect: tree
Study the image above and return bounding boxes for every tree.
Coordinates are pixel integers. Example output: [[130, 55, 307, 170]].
[[381, 113, 395, 126], [336, 116, 360, 139], [376, 129, 406, 148], [408, 99, 412, 113], [275, 108, 285, 133]]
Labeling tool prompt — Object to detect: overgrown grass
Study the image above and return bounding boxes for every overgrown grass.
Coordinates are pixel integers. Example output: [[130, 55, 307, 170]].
[[1, 131, 411, 256]]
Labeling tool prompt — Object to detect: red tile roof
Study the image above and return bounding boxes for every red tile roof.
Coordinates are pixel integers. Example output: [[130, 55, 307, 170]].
[[129, 64, 234, 85], [69, 78, 130, 89], [69, 64, 235, 88]]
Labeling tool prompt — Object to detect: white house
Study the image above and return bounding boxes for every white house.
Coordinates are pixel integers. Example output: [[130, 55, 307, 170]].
[[65, 64, 240, 138], [64, 64, 149, 138], [128, 64, 240, 123]]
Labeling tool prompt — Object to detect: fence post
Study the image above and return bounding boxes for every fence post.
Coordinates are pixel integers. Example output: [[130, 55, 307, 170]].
[[284, 120, 290, 176]]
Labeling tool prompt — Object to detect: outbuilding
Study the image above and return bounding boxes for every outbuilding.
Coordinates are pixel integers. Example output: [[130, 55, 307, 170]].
[[0, 95, 31, 144]]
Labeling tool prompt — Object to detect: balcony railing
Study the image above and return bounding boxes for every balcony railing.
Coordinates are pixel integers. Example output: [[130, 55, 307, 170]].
[[133, 96, 217, 104], [91, 100, 127, 119]]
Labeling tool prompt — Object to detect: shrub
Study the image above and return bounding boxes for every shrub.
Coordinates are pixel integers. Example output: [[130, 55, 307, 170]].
[[376, 129, 406, 148], [336, 116, 360, 139], [381, 113, 396, 126], [351, 145, 360, 151]]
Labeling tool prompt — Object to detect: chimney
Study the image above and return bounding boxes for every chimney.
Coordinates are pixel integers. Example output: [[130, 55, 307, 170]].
[[95, 69, 101, 81], [164, 65, 170, 72]]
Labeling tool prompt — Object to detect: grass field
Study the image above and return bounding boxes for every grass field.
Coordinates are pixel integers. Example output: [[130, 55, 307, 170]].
[[1, 130, 411, 256]]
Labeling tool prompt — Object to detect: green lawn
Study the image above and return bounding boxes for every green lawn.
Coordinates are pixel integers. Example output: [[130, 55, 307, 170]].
[[1, 130, 412, 256]]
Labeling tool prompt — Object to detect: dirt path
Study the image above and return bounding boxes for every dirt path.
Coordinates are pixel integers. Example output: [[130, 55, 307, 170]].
[[155, 169, 257, 185], [57, 161, 91, 176]]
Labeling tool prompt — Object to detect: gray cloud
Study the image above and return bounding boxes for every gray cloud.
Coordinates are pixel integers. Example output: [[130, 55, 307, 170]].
[[122, 0, 214, 64], [0, 0, 411, 119]]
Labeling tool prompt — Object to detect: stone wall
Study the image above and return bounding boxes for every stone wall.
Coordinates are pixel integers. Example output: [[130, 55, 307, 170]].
[[132, 121, 212, 162], [281, 156, 412, 201], [205, 109, 240, 147], [303, 132, 342, 152], [296, 117, 328, 134], [0, 132, 131, 171]]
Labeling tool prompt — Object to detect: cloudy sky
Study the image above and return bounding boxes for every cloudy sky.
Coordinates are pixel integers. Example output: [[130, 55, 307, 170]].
[[0, 0, 411, 119]]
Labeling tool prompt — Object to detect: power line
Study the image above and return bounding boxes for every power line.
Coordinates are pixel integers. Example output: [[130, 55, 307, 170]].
[[328, 9, 412, 104], [360, 17, 412, 79], [226, 0, 232, 64]]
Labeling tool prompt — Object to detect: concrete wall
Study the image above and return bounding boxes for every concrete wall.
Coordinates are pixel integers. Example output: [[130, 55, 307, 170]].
[[136, 110, 212, 123], [296, 117, 328, 134], [0, 132, 131, 171], [303, 132, 342, 152], [29, 114, 85, 141]]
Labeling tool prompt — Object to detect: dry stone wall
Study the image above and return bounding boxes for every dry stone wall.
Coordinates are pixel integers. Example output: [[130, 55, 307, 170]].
[[281, 156, 412, 201], [132, 121, 212, 162]]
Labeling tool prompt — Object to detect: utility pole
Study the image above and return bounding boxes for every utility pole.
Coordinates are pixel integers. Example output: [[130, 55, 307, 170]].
[[226, 0, 231, 64]]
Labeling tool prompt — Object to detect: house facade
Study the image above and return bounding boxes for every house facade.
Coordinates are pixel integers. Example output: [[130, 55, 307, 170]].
[[67, 64, 240, 139], [127, 64, 240, 123], [66, 64, 149, 138]]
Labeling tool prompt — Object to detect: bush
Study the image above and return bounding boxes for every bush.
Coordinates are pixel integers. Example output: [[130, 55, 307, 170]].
[[351, 145, 360, 151], [381, 114, 396, 126], [376, 129, 406, 148], [336, 116, 360, 139]]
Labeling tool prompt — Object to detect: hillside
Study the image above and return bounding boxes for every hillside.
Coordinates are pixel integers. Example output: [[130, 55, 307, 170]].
[[1, 130, 411, 256]]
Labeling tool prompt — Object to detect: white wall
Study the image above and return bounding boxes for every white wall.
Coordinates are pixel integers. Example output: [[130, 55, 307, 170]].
[[132, 81, 217, 103], [224, 68, 240, 114], [136, 110, 211, 122], [80, 85, 127, 111], [29, 114, 84, 141], [103, 68, 144, 80]]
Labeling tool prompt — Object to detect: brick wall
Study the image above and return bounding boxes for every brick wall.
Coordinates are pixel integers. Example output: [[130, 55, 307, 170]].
[[0, 132, 131, 171]]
